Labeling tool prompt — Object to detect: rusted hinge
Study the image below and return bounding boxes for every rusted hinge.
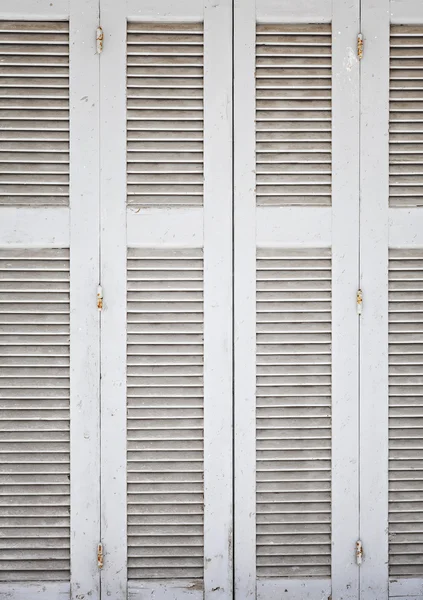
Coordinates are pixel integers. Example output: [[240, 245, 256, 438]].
[[96, 26, 104, 54], [357, 289, 363, 315], [357, 33, 364, 60], [356, 540, 363, 565], [97, 542, 104, 569], [97, 285, 103, 310]]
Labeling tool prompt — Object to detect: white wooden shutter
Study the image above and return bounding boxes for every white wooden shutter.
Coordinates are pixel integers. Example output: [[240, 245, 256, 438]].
[[234, 1, 360, 598], [0, 1, 101, 598], [360, 1, 423, 598], [99, 1, 232, 598]]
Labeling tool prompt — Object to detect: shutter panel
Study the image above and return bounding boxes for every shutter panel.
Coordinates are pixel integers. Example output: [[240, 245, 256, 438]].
[[389, 249, 423, 579], [127, 248, 204, 582], [234, 1, 360, 598], [0, 248, 70, 582], [256, 248, 331, 579], [390, 25, 423, 208], [127, 22, 203, 207], [100, 2, 232, 598], [0, 3, 100, 598], [256, 24, 332, 207], [0, 20, 69, 207]]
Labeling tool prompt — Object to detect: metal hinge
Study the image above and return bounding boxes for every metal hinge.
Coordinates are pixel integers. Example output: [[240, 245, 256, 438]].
[[356, 540, 363, 565], [96, 26, 104, 54], [357, 33, 364, 60], [97, 543, 104, 569], [357, 288, 363, 315], [97, 285, 103, 310]]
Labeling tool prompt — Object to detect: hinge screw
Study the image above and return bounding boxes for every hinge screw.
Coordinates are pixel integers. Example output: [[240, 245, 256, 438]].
[[96, 26, 104, 54], [97, 543, 104, 569], [97, 285, 103, 310], [357, 289, 363, 315], [358, 33, 364, 60], [356, 539, 363, 565]]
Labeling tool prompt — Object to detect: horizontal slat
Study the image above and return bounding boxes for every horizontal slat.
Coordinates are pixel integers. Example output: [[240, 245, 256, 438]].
[[127, 22, 203, 207], [127, 249, 204, 583], [256, 248, 331, 579], [0, 248, 70, 582]]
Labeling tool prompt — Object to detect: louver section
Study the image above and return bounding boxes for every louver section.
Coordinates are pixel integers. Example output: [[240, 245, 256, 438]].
[[0, 21, 69, 206], [256, 24, 332, 206], [256, 248, 332, 578], [390, 25, 423, 207], [0, 248, 70, 581], [389, 249, 423, 578], [127, 23, 204, 207], [127, 248, 204, 581]]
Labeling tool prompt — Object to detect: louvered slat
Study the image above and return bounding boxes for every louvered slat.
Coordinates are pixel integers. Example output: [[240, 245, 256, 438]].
[[127, 248, 204, 581], [127, 23, 204, 207], [0, 248, 70, 581], [256, 24, 332, 206], [0, 21, 69, 206], [390, 25, 423, 207], [389, 249, 423, 578], [256, 247, 331, 578]]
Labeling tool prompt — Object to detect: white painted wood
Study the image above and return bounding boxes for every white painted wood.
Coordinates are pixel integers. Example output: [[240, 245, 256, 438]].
[[331, 1, 360, 599], [0, 0, 69, 18], [127, 0, 203, 20], [257, 578, 331, 600], [128, 581, 203, 600], [391, 0, 423, 24], [390, 578, 423, 598], [257, 0, 331, 22], [69, 1, 101, 597], [202, 1, 233, 598], [0, 582, 70, 599], [389, 208, 423, 247], [127, 208, 203, 247], [360, 1, 390, 598], [234, 0, 256, 597], [256, 207, 331, 246], [98, 1, 128, 598], [0, 208, 69, 246]]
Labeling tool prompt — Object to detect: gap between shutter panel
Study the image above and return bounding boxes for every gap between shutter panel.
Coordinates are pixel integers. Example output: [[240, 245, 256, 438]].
[[0, 21, 69, 207]]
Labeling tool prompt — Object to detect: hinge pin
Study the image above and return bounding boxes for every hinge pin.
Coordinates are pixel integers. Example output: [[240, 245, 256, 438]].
[[96, 26, 104, 54], [357, 289, 363, 315], [97, 542, 104, 569], [356, 540, 363, 565], [97, 285, 103, 310], [358, 33, 364, 60]]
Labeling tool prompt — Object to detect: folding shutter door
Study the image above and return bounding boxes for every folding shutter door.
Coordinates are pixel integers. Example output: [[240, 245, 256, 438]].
[[234, 0, 361, 598], [360, 1, 423, 598], [0, 1, 101, 599], [99, 1, 233, 598]]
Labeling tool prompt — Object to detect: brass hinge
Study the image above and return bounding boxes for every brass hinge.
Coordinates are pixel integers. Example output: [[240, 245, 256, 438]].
[[96, 26, 104, 54], [357, 33, 364, 60], [356, 540, 363, 565], [357, 289, 363, 315], [97, 285, 103, 310], [97, 542, 104, 569]]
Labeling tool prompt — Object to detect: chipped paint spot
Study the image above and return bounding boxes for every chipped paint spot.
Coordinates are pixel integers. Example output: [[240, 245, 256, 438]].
[[344, 47, 357, 72]]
